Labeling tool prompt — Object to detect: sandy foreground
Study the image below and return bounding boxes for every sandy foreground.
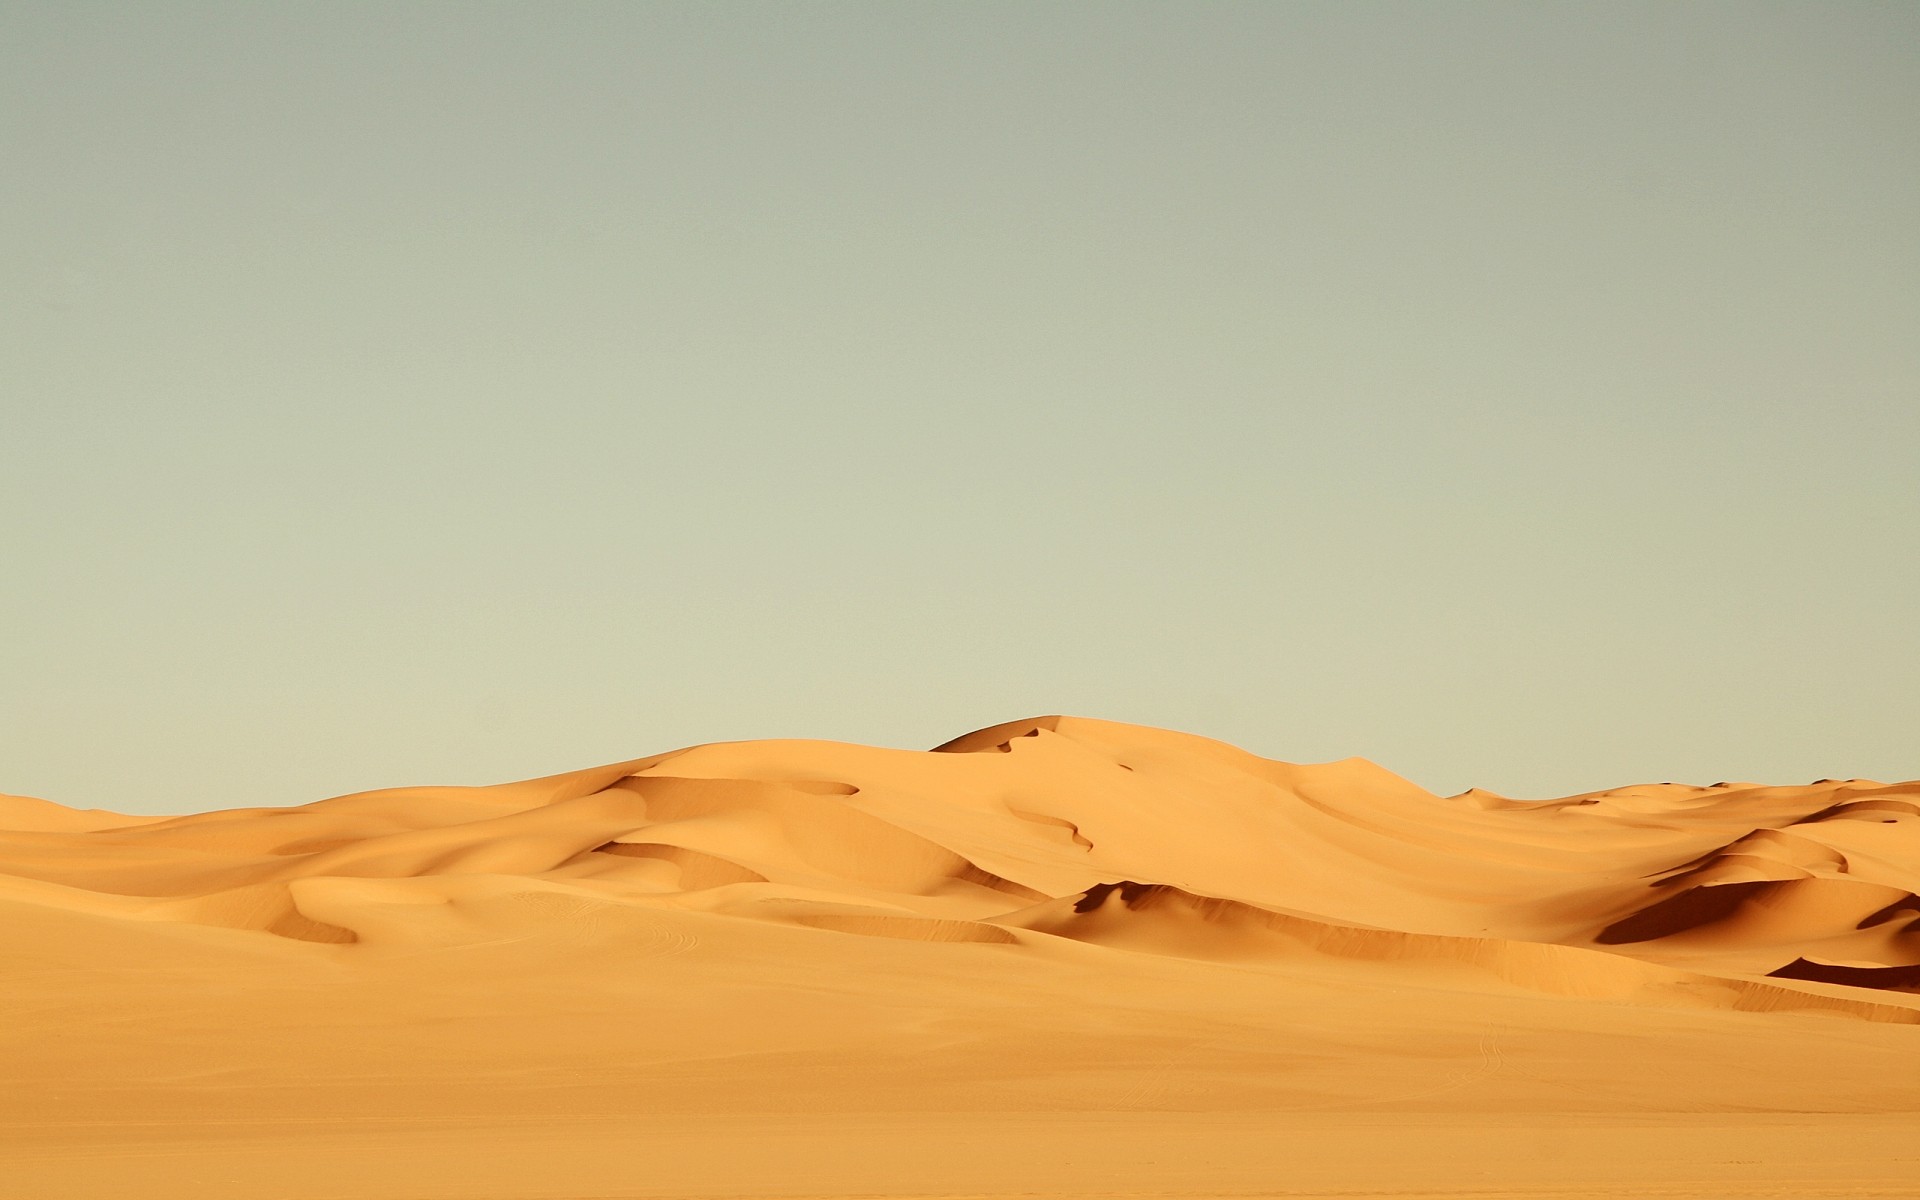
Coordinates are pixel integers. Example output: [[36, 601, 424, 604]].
[[3, 716, 1917, 1199]]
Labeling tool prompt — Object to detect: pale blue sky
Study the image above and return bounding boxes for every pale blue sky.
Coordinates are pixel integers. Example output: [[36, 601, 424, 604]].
[[4, 2, 1916, 814]]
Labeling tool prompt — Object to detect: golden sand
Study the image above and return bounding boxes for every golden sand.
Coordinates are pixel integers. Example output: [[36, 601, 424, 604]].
[[4, 717, 1916, 1198]]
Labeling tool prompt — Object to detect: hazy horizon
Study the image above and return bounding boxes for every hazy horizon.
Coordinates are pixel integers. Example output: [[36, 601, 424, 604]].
[[5, 2, 1917, 815]]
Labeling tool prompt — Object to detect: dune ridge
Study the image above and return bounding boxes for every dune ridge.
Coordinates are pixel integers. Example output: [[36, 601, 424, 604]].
[[8, 716, 1914, 994], [5, 716, 1920, 1198]]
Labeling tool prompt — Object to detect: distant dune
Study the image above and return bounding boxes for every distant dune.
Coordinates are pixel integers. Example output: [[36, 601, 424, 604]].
[[5, 716, 1918, 1199]]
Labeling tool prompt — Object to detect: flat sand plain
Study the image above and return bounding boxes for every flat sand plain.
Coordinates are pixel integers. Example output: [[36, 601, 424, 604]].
[[4, 717, 1917, 1198]]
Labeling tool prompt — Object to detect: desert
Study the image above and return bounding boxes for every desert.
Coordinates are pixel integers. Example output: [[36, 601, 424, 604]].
[[8, 3, 1916, 1197], [3, 715, 1917, 1199]]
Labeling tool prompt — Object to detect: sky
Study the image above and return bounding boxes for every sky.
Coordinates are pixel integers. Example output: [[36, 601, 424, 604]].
[[3, 2, 1916, 815]]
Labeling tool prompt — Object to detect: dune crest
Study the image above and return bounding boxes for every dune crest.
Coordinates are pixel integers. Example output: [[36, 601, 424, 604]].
[[6, 715, 1920, 1182], [6, 716, 1915, 1000]]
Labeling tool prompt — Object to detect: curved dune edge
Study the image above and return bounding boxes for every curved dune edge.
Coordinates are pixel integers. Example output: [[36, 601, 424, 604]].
[[999, 881, 1920, 1024], [0, 792, 158, 832], [3, 715, 1917, 1022]]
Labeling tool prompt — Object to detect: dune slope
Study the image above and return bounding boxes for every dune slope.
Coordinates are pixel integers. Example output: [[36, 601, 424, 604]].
[[4, 716, 1918, 1199]]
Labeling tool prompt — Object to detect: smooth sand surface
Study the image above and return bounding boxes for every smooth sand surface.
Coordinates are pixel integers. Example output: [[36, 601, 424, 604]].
[[4, 716, 1917, 1198]]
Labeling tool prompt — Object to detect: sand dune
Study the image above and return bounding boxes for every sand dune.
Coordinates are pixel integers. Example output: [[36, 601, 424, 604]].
[[4, 716, 1918, 1199]]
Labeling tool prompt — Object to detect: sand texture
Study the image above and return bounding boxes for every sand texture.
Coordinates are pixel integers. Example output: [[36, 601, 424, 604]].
[[4, 716, 1918, 1198]]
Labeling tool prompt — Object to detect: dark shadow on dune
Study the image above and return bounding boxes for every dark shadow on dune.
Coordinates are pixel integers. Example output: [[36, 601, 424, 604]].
[[931, 717, 1061, 754], [1594, 881, 1776, 944], [1858, 896, 1920, 930], [1768, 958, 1920, 993], [1073, 880, 1161, 913]]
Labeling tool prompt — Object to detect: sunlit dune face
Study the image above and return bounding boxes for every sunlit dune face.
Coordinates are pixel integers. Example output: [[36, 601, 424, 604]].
[[4, 718, 1918, 1198]]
